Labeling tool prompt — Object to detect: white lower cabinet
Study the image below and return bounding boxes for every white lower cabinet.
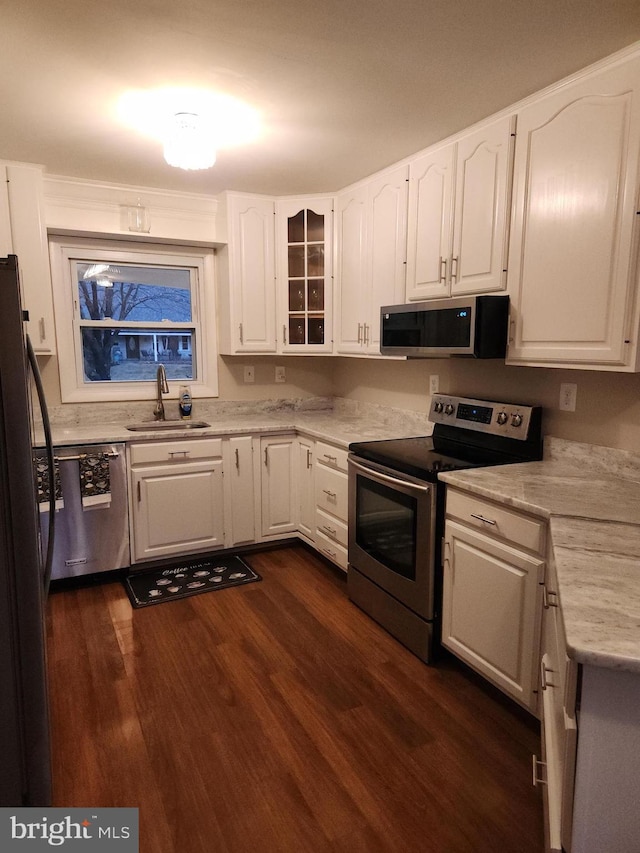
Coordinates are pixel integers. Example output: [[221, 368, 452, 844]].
[[260, 435, 297, 538], [129, 438, 225, 562], [296, 436, 315, 544], [442, 488, 545, 713], [537, 547, 578, 853], [314, 441, 349, 571], [128, 431, 351, 567], [224, 435, 258, 547]]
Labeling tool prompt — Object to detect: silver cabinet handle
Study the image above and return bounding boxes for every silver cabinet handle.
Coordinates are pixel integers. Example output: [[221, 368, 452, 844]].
[[543, 586, 559, 609], [323, 453, 337, 464], [440, 256, 447, 284], [168, 450, 190, 458], [322, 489, 337, 499], [357, 322, 363, 344], [321, 524, 337, 537], [470, 513, 496, 525], [306, 448, 312, 469], [283, 324, 287, 345], [235, 448, 240, 469], [451, 256, 459, 283], [39, 317, 46, 342], [322, 547, 337, 559], [264, 448, 268, 466], [137, 481, 141, 503], [239, 323, 244, 344], [364, 323, 369, 345]]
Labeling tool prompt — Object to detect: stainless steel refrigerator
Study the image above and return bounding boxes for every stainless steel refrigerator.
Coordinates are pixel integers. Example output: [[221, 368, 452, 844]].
[[0, 254, 54, 805]]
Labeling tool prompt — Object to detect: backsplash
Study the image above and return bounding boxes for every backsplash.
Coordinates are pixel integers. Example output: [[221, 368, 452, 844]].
[[38, 395, 433, 436]]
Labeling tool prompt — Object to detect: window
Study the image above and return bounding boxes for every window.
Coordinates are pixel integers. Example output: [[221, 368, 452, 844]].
[[50, 238, 218, 402]]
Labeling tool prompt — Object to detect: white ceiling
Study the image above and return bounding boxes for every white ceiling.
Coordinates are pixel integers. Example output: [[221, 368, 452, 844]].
[[3, 0, 640, 197]]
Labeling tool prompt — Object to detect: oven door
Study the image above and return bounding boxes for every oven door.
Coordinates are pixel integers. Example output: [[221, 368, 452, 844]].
[[348, 456, 436, 619]]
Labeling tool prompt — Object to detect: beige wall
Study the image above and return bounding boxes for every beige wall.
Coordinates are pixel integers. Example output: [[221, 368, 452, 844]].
[[38, 352, 337, 408], [40, 345, 640, 452], [332, 357, 640, 452]]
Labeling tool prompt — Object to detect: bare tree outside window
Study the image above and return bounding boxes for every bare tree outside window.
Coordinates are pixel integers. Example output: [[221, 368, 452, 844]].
[[77, 264, 194, 382]]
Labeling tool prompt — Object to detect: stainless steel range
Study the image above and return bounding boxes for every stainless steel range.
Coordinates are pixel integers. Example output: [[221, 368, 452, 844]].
[[348, 394, 543, 663]]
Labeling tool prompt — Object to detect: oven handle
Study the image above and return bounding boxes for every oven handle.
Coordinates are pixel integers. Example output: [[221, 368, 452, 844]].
[[349, 458, 431, 493]]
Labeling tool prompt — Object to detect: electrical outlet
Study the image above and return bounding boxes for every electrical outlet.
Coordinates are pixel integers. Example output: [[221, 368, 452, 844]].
[[243, 365, 255, 384], [559, 382, 577, 412], [429, 375, 440, 395], [275, 365, 286, 383]]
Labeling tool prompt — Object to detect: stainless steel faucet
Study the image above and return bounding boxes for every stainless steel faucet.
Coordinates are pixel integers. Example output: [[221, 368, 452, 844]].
[[154, 364, 169, 420]]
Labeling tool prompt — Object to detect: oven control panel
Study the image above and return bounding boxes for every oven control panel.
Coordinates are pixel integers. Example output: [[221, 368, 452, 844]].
[[429, 394, 536, 439]]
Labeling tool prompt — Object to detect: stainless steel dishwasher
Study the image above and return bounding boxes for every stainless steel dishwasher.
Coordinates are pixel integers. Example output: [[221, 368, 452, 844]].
[[36, 443, 130, 580]]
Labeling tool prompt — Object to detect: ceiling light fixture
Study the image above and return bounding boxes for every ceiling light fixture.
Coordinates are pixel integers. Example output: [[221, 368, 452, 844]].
[[163, 112, 217, 171]]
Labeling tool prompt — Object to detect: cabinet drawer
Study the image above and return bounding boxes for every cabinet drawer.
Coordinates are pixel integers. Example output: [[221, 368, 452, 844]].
[[129, 438, 223, 466], [315, 441, 349, 473], [315, 528, 348, 571], [446, 488, 544, 553], [316, 507, 348, 548], [315, 464, 348, 522]]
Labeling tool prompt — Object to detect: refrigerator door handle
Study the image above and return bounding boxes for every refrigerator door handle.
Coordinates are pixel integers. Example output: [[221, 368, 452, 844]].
[[26, 335, 55, 596]]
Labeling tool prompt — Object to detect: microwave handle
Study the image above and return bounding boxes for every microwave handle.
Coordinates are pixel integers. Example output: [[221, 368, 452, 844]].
[[350, 458, 431, 494]]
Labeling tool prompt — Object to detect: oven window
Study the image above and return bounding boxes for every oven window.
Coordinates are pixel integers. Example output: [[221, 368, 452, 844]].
[[355, 476, 417, 580]]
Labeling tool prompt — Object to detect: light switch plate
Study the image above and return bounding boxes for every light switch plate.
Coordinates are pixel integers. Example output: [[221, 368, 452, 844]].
[[275, 365, 286, 383], [429, 375, 440, 395]]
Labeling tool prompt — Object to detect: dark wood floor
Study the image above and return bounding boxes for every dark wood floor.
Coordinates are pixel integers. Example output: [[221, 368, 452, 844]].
[[46, 545, 543, 853]]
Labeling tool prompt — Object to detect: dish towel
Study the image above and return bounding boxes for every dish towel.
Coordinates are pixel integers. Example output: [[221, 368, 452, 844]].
[[79, 452, 112, 510], [35, 451, 62, 510]]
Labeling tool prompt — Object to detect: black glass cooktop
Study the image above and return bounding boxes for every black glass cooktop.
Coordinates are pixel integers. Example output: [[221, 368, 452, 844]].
[[348, 435, 531, 482]]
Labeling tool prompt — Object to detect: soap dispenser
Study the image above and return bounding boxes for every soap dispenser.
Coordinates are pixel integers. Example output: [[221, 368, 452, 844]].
[[179, 385, 192, 420]]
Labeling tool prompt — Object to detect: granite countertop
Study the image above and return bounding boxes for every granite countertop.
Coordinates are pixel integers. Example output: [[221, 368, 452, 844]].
[[36, 410, 432, 448], [439, 439, 640, 674]]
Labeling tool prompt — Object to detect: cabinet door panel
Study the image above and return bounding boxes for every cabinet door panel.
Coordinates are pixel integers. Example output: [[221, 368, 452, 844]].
[[406, 145, 454, 301], [507, 58, 640, 366], [296, 437, 315, 541], [232, 198, 276, 352], [227, 436, 256, 546], [6, 164, 56, 354], [451, 116, 513, 295], [336, 187, 368, 353], [442, 520, 543, 710], [133, 461, 224, 561], [368, 166, 408, 351], [261, 437, 296, 536]]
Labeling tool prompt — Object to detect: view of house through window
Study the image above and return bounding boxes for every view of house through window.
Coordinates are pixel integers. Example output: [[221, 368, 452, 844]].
[[50, 239, 218, 404], [76, 262, 196, 383]]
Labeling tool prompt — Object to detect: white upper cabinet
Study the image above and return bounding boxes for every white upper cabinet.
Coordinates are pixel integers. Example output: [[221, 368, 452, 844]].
[[336, 165, 408, 354], [217, 193, 277, 354], [1, 162, 56, 354], [406, 115, 514, 301], [276, 197, 333, 353], [506, 55, 640, 369]]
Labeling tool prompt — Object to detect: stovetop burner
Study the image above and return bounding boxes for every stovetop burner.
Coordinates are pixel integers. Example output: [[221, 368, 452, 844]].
[[349, 394, 543, 480]]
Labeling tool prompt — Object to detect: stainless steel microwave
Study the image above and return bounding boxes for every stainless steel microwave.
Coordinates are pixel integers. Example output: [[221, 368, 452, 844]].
[[380, 295, 509, 358]]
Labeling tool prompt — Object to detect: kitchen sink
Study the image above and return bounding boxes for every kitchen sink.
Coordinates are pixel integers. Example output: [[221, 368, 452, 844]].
[[125, 421, 211, 431]]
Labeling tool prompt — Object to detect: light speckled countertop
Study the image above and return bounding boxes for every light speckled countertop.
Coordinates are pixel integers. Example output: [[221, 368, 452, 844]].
[[39, 402, 432, 450], [439, 437, 640, 674]]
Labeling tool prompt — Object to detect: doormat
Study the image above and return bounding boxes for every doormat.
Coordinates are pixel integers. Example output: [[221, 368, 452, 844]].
[[124, 555, 261, 608]]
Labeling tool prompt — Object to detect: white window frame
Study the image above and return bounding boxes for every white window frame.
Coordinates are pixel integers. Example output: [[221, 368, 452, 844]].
[[49, 236, 218, 403]]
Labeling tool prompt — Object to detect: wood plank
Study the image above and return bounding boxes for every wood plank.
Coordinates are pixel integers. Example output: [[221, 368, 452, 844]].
[[47, 544, 543, 852]]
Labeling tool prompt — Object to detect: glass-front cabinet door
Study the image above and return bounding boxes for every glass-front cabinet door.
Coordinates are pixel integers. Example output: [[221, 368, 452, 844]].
[[276, 197, 334, 353]]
